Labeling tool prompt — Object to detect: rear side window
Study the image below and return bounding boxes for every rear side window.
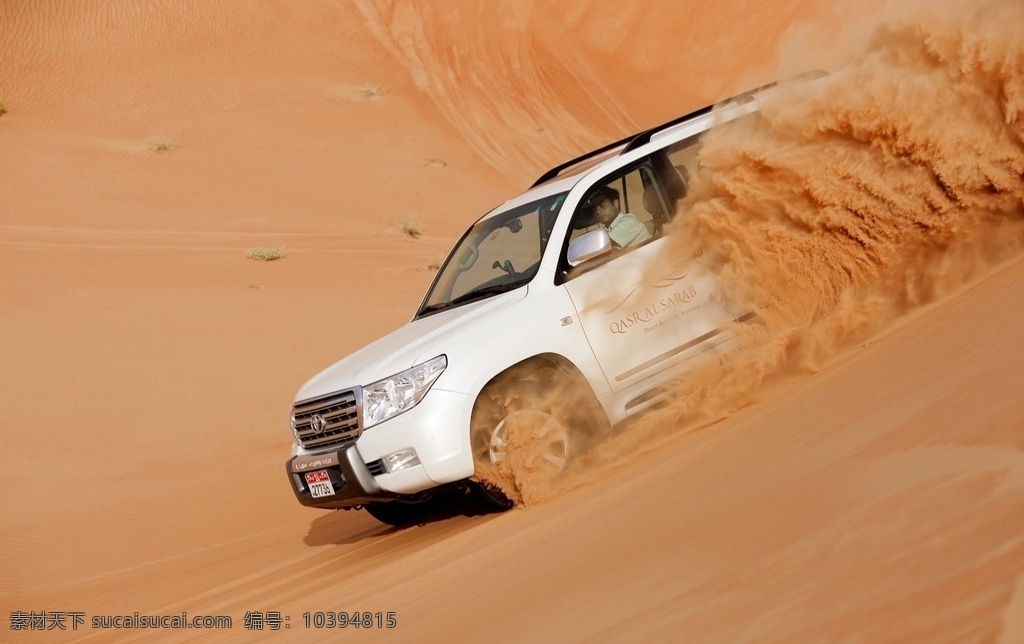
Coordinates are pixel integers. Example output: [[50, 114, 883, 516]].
[[663, 134, 700, 209]]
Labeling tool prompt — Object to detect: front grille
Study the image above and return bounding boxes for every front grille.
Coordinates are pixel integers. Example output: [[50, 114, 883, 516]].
[[291, 388, 362, 450]]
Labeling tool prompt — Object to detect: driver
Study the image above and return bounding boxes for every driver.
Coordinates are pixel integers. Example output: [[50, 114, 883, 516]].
[[587, 186, 651, 249]]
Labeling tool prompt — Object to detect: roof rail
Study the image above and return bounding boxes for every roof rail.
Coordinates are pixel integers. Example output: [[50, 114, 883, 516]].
[[529, 135, 634, 189], [530, 69, 829, 188]]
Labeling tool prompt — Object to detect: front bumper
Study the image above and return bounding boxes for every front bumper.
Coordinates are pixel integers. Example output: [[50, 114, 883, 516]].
[[286, 445, 399, 509], [289, 388, 476, 502]]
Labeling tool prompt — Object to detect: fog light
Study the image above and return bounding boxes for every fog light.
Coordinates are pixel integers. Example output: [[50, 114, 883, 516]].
[[383, 448, 420, 473]]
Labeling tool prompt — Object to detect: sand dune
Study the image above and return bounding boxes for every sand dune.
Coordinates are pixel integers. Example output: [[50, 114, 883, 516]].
[[2, 0, 1022, 641]]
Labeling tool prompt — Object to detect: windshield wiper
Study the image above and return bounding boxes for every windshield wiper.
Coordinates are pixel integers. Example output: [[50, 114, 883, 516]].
[[417, 282, 525, 316]]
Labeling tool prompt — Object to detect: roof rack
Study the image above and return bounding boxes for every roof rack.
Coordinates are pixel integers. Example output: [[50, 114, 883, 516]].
[[529, 134, 635, 189], [530, 69, 828, 188]]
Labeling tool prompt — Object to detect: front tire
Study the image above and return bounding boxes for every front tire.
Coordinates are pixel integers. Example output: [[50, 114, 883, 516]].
[[470, 365, 601, 508]]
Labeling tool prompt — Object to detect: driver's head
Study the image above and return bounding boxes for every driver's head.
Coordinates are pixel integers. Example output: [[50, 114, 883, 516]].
[[587, 186, 621, 226]]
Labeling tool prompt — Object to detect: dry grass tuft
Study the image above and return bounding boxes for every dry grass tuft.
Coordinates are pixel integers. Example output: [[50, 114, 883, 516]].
[[246, 246, 286, 261], [400, 219, 422, 238], [358, 85, 383, 99], [148, 136, 174, 153]]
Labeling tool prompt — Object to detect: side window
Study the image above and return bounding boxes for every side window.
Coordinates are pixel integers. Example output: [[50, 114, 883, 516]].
[[568, 162, 665, 249], [560, 159, 671, 282], [556, 130, 717, 286]]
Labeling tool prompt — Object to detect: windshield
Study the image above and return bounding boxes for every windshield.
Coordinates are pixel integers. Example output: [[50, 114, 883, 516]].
[[417, 192, 567, 317]]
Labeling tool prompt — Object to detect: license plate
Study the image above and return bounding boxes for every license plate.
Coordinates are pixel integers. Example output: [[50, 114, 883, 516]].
[[304, 470, 335, 498]]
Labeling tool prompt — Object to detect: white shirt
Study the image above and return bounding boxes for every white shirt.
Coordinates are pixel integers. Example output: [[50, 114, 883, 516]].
[[608, 212, 652, 248]]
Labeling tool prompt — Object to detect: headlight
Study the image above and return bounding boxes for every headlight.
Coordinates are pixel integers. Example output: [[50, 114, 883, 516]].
[[362, 355, 447, 429]]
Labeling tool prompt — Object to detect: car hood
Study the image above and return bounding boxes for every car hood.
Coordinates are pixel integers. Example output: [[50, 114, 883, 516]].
[[295, 287, 528, 401]]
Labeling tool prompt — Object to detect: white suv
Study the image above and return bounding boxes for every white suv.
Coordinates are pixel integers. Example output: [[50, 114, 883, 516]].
[[285, 79, 796, 525]]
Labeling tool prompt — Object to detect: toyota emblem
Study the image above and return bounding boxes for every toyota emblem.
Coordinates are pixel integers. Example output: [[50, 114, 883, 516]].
[[310, 414, 327, 435]]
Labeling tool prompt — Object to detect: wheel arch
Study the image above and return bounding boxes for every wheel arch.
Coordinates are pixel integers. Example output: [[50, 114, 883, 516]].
[[470, 352, 610, 433]]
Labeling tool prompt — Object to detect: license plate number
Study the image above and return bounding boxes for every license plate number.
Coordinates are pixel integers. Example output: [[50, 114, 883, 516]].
[[304, 470, 335, 498]]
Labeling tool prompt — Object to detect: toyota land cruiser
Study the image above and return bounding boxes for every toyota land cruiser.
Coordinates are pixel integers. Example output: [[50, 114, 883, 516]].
[[285, 77, 814, 525]]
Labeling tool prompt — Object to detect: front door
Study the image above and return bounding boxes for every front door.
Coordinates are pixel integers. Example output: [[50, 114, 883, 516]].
[[561, 160, 736, 394]]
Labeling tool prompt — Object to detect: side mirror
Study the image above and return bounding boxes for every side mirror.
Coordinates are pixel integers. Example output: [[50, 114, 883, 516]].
[[567, 228, 612, 266]]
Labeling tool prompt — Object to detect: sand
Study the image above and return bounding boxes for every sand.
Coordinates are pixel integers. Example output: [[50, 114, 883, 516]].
[[2, 0, 1022, 641]]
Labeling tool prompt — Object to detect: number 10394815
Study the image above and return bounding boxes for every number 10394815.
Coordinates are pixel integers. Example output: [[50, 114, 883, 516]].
[[302, 611, 396, 629]]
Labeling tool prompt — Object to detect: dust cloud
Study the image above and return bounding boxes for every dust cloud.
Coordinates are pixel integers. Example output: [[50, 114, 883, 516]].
[[525, 0, 1024, 505]]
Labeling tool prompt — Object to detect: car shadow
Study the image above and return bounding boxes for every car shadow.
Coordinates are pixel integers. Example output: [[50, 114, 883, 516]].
[[303, 489, 507, 546]]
